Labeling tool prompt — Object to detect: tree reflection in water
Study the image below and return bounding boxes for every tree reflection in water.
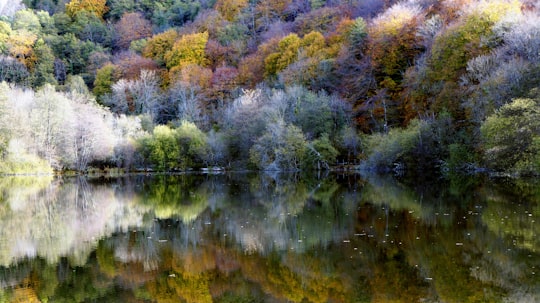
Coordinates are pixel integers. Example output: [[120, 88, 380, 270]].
[[0, 173, 537, 302]]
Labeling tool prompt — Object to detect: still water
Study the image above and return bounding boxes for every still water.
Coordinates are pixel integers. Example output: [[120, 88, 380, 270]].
[[0, 173, 538, 302]]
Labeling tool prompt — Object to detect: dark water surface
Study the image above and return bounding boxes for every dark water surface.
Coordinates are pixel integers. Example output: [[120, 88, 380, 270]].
[[0, 173, 538, 302]]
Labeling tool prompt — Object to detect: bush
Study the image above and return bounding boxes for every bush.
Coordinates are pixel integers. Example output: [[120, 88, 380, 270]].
[[138, 121, 208, 171], [361, 115, 461, 173], [361, 119, 427, 172]]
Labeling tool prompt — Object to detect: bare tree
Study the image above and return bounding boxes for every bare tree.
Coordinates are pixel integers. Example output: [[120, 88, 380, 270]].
[[109, 70, 163, 121]]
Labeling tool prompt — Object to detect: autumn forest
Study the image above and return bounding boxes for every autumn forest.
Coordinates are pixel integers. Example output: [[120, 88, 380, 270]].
[[0, 0, 539, 175]]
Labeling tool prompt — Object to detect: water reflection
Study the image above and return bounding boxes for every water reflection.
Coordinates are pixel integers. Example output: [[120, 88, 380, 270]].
[[0, 173, 537, 302]]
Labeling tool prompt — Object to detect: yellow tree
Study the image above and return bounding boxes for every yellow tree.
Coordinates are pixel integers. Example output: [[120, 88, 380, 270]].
[[164, 32, 209, 73], [7, 30, 37, 70], [143, 29, 179, 66], [65, 0, 109, 19], [264, 33, 301, 76]]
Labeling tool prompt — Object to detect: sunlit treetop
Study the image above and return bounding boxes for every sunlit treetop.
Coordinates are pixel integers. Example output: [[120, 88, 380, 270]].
[[369, 2, 423, 40], [460, 0, 521, 22], [65, 0, 109, 19], [164, 31, 210, 73]]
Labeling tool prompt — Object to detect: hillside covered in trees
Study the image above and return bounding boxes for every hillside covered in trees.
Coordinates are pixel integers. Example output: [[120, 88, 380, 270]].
[[0, 0, 539, 175]]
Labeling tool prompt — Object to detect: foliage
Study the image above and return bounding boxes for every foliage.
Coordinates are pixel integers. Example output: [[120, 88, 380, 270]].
[[264, 33, 301, 76], [138, 121, 207, 171], [92, 63, 115, 101], [361, 119, 428, 172], [1, 0, 539, 174], [249, 120, 307, 171], [65, 0, 109, 19], [481, 97, 540, 175], [114, 12, 153, 50], [175, 119, 208, 169], [141, 124, 179, 171], [303, 133, 339, 170], [0, 55, 30, 85], [215, 0, 248, 22], [143, 29, 179, 66], [165, 31, 209, 73]]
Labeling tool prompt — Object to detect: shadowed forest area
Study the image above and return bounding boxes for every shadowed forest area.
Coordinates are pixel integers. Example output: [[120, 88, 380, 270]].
[[0, 0, 539, 175]]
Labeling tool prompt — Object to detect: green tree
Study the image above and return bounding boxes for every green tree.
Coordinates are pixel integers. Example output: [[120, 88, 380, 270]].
[[250, 120, 307, 171], [304, 133, 339, 170], [92, 63, 115, 102], [481, 97, 540, 174], [175, 120, 208, 169], [32, 38, 57, 87], [12, 8, 42, 34], [144, 125, 180, 171]]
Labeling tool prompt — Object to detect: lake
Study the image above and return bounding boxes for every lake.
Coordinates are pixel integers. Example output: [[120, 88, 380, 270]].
[[0, 172, 538, 302]]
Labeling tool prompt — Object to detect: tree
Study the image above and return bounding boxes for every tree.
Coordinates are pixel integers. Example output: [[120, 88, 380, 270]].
[[47, 33, 104, 77], [164, 31, 209, 72], [237, 37, 280, 87], [215, 0, 248, 22], [264, 33, 301, 76], [0, 0, 24, 18], [93, 63, 115, 102], [70, 11, 112, 46], [167, 81, 204, 124], [114, 12, 153, 50], [250, 119, 307, 171], [340, 126, 361, 162], [0, 82, 12, 159], [347, 17, 368, 56], [202, 130, 227, 167], [106, 0, 137, 20], [141, 124, 179, 171], [65, 0, 109, 19], [0, 55, 30, 85], [7, 30, 37, 70], [29, 84, 75, 168], [142, 29, 179, 66], [293, 6, 342, 35], [108, 69, 163, 121], [221, 89, 267, 166], [175, 120, 208, 169], [112, 51, 158, 79], [304, 133, 339, 170], [12, 9, 42, 34], [255, 0, 292, 31], [287, 86, 334, 139], [151, 0, 202, 30], [32, 39, 57, 87], [209, 65, 239, 101], [481, 97, 540, 174], [0, 21, 12, 54], [69, 102, 115, 170]]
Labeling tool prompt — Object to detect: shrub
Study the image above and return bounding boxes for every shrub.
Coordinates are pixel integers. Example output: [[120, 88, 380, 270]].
[[361, 119, 428, 172]]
